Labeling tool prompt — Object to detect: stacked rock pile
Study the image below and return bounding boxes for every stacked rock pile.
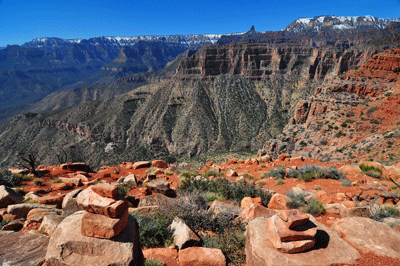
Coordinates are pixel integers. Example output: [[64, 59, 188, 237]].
[[266, 209, 317, 253], [76, 183, 129, 239]]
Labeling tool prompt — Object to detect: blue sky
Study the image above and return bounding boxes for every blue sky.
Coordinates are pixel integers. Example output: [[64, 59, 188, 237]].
[[1, 0, 400, 47]]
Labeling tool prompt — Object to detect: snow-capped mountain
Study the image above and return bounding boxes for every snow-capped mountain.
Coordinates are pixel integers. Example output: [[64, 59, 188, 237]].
[[21, 34, 222, 50], [285, 15, 400, 33]]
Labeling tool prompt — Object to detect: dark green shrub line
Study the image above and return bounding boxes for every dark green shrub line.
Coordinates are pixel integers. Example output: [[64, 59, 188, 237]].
[[179, 177, 272, 205], [265, 168, 285, 180], [359, 163, 383, 178], [287, 165, 345, 182]]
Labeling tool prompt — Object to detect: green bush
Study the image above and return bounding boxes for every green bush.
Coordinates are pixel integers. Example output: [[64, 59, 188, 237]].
[[203, 170, 217, 178], [131, 213, 173, 248], [359, 163, 382, 178], [0, 169, 22, 187], [276, 179, 284, 185], [117, 182, 135, 197], [145, 259, 163, 266], [341, 180, 351, 187], [203, 228, 246, 265], [243, 173, 253, 180], [287, 165, 345, 182], [302, 198, 325, 216], [179, 177, 271, 206], [371, 205, 400, 221], [286, 191, 307, 209], [266, 168, 285, 180]]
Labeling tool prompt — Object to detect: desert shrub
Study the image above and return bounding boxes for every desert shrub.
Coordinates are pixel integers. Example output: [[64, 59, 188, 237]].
[[341, 180, 351, 187], [0, 169, 22, 187], [276, 179, 284, 185], [302, 198, 325, 216], [287, 165, 345, 182], [132, 213, 173, 248], [145, 260, 163, 266], [340, 122, 347, 127], [50, 178, 63, 184], [370, 205, 400, 221], [164, 170, 173, 175], [179, 171, 196, 179], [1, 219, 11, 227], [33, 178, 43, 186], [366, 106, 378, 114], [359, 163, 382, 178], [266, 168, 285, 180], [320, 140, 328, 146], [243, 173, 253, 180], [203, 228, 246, 265], [179, 177, 272, 206], [286, 190, 307, 209], [117, 182, 135, 198], [203, 170, 217, 178], [145, 167, 158, 175], [315, 186, 322, 190], [299, 140, 307, 147]]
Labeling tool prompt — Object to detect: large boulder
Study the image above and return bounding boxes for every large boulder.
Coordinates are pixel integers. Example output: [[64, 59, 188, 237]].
[[0, 185, 23, 208], [44, 211, 144, 266], [331, 217, 400, 258], [239, 204, 275, 222], [0, 231, 49, 266], [143, 248, 178, 266], [39, 214, 65, 236], [267, 193, 292, 210], [339, 206, 372, 218], [8, 203, 57, 218], [169, 217, 201, 250], [246, 216, 360, 266]]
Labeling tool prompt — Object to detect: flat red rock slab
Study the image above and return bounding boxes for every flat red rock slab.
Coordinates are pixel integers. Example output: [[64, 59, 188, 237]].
[[279, 209, 310, 229], [81, 210, 128, 239], [91, 183, 118, 199]]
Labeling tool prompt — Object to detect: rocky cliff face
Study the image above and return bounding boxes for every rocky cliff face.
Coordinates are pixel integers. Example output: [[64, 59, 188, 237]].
[[0, 42, 382, 168], [264, 47, 400, 164], [176, 43, 374, 81]]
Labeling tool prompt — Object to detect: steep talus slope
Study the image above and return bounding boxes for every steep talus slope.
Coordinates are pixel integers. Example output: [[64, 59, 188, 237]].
[[264, 47, 400, 164], [0, 42, 378, 168]]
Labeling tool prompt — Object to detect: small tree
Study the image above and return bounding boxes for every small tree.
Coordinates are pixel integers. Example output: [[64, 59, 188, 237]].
[[20, 153, 38, 176]]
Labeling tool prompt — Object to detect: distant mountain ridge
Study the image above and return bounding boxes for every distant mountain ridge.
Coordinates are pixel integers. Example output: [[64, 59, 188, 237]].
[[285, 15, 400, 33], [21, 34, 222, 51]]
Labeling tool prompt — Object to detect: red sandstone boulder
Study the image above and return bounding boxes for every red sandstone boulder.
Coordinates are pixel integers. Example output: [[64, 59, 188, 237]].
[[267, 193, 292, 210], [240, 197, 263, 208], [143, 248, 178, 266], [278, 209, 310, 229], [179, 247, 226, 266], [152, 160, 168, 169], [332, 217, 400, 258], [239, 204, 275, 222], [133, 161, 151, 170]]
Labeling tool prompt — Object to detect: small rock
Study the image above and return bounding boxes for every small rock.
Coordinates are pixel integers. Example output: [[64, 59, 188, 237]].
[[278, 154, 289, 161], [36, 194, 64, 208], [208, 200, 241, 217], [24, 192, 41, 201], [278, 209, 310, 229], [228, 158, 237, 164]]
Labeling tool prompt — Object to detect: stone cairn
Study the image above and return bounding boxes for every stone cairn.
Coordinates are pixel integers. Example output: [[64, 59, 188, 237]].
[[266, 209, 317, 253], [75, 183, 129, 239]]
